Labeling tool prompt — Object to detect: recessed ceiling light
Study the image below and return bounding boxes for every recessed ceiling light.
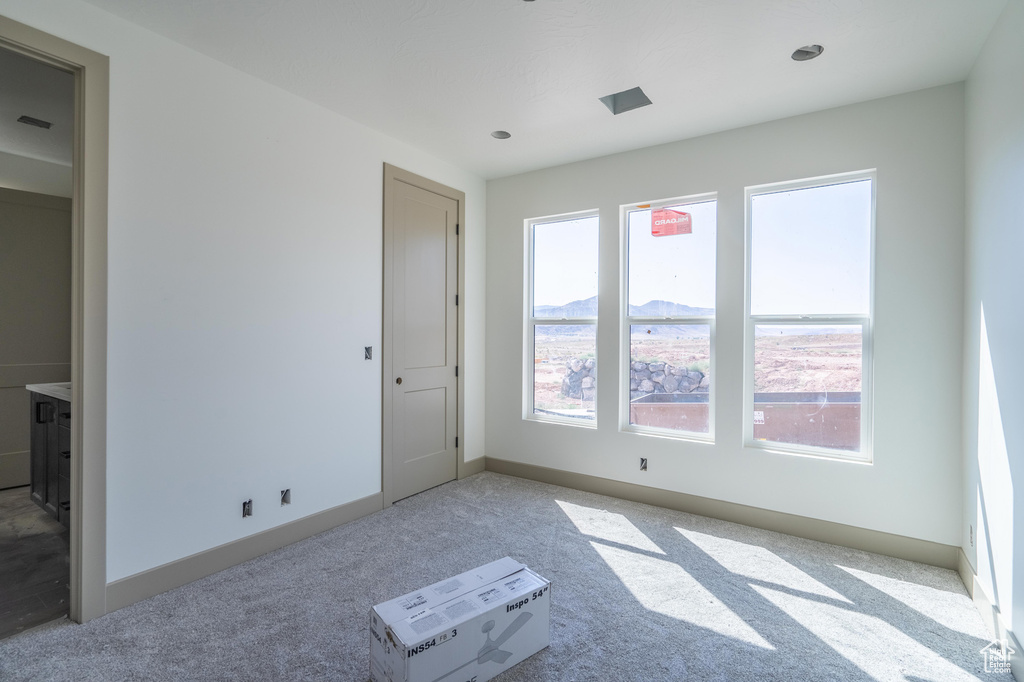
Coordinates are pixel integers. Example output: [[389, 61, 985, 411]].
[[791, 45, 824, 61], [17, 115, 52, 129], [599, 86, 652, 115], [491, 130, 511, 139]]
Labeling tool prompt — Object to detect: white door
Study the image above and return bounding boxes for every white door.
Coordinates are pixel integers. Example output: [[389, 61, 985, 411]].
[[383, 165, 460, 504]]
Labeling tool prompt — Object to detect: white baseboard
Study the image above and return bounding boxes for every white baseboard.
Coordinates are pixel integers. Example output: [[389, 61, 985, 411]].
[[485, 457, 959, 569], [959, 548, 1022, 679], [106, 492, 382, 613], [460, 454, 485, 478]]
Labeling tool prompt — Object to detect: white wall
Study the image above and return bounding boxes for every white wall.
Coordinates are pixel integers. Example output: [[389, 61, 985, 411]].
[[964, 0, 1024, 634], [487, 84, 966, 545], [0, 0, 486, 582]]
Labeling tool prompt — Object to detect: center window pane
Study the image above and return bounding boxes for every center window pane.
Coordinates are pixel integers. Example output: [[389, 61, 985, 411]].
[[628, 200, 716, 315], [629, 324, 710, 433]]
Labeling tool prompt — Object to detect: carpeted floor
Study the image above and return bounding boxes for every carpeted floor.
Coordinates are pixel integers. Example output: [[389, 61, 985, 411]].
[[0, 472, 1007, 681]]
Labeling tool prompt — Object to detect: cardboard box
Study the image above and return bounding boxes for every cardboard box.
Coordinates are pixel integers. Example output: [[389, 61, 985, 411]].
[[369, 557, 551, 682]]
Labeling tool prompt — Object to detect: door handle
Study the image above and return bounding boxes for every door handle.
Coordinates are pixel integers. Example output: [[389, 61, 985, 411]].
[[396, 377, 403, 385], [36, 402, 53, 423]]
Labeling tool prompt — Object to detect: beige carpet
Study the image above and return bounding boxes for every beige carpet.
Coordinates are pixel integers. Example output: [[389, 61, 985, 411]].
[[0, 472, 1006, 681]]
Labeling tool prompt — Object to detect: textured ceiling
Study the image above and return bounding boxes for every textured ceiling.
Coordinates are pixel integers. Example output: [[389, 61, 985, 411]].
[[66, 1, 1012, 177], [0, 47, 74, 166]]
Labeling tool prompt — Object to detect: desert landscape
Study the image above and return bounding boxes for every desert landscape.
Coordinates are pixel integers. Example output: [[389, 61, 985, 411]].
[[533, 334, 597, 415], [753, 332, 862, 393], [533, 331, 862, 416]]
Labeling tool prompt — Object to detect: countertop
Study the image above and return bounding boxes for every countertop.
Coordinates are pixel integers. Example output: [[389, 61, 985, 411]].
[[26, 382, 72, 402]]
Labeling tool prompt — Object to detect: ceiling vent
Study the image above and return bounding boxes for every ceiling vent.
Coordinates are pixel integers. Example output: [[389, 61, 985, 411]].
[[791, 45, 824, 61], [599, 87, 652, 115], [17, 115, 52, 129]]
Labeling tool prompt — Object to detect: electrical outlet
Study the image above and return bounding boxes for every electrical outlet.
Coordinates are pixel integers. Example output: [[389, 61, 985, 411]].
[[281, 489, 291, 506], [640, 458, 648, 471], [242, 499, 253, 518], [365, 346, 372, 360]]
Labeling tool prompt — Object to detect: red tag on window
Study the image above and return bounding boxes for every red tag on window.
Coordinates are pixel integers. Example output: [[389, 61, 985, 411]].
[[651, 209, 691, 236]]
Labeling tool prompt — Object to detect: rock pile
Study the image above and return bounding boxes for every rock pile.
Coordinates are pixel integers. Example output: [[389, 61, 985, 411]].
[[560, 357, 597, 401], [630, 360, 709, 400], [559, 357, 710, 402]]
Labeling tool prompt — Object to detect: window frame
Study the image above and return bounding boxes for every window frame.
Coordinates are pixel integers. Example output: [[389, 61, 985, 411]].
[[523, 209, 600, 427], [620, 192, 718, 442], [743, 170, 876, 462]]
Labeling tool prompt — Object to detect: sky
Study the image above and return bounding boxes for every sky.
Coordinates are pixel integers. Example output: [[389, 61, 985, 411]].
[[628, 200, 717, 310], [532, 179, 872, 315], [532, 215, 599, 308], [750, 179, 871, 316]]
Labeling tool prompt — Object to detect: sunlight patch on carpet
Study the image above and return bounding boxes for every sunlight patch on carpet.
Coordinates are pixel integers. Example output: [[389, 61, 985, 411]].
[[591, 541, 774, 650], [752, 584, 982, 681], [677, 527, 851, 603], [836, 565, 985, 638], [556, 500, 665, 554]]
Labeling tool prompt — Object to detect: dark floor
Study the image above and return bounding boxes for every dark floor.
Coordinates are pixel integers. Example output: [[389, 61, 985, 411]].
[[0, 485, 69, 640]]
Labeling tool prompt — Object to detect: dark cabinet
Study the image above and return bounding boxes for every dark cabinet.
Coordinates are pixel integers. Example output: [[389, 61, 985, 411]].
[[29, 392, 70, 528], [29, 395, 51, 511]]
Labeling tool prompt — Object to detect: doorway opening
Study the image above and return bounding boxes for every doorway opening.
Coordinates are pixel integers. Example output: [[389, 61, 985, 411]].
[[0, 13, 109, 627], [0, 45, 74, 639]]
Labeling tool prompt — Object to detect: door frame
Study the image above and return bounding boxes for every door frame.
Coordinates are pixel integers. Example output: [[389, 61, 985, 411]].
[[382, 164, 467, 507], [0, 14, 109, 623]]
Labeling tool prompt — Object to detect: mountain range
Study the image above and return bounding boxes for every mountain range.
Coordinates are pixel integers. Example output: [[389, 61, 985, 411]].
[[533, 297, 859, 338], [535, 296, 714, 319], [534, 297, 713, 337]]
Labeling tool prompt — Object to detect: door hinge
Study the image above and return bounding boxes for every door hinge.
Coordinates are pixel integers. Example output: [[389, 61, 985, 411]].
[[455, 436, 459, 448], [455, 365, 459, 377], [455, 294, 459, 306], [456, 223, 459, 235]]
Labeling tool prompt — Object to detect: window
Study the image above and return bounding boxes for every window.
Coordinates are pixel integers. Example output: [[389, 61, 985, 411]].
[[525, 211, 599, 424], [622, 195, 717, 439], [745, 172, 874, 460]]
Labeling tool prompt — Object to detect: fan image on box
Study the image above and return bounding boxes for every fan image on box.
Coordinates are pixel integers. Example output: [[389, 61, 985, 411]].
[[431, 612, 534, 682]]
